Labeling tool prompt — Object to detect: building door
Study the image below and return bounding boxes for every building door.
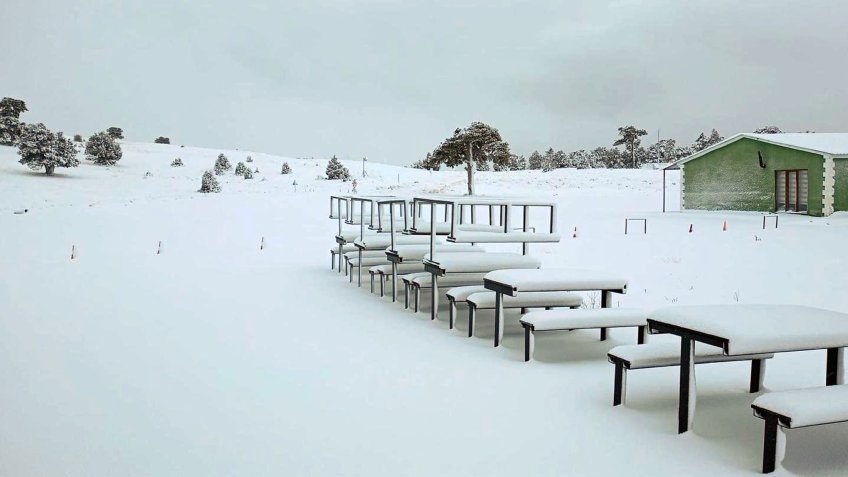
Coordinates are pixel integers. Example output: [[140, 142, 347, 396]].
[[775, 170, 808, 213]]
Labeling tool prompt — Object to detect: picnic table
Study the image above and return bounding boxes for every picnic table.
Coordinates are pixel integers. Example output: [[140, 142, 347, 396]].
[[647, 304, 848, 434], [483, 268, 629, 347]]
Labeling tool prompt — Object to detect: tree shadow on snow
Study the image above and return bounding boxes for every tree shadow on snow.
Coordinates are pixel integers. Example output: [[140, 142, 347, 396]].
[[4, 168, 87, 180]]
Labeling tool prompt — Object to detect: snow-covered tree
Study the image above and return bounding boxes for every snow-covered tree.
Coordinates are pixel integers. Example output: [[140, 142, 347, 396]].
[[246, 155, 253, 162], [85, 132, 123, 165], [281, 162, 292, 174], [0, 116, 22, 146], [613, 126, 648, 168], [645, 139, 678, 163], [16, 123, 79, 175], [509, 154, 527, 170], [591, 147, 625, 169], [106, 127, 124, 139], [171, 157, 183, 167], [526, 150, 542, 170], [198, 170, 221, 193], [411, 153, 439, 170], [564, 150, 597, 169], [326, 155, 352, 180], [0, 97, 27, 119], [235, 161, 247, 175], [243, 168, 254, 179], [214, 153, 231, 175], [154, 136, 170, 144], [692, 129, 724, 152], [73, 134, 83, 142], [476, 159, 490, 171], [753, 126, 783, 134], [428, 122, 510, 195]]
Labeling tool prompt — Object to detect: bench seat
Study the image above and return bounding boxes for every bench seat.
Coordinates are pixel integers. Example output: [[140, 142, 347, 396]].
[[445, 286, 490, 330], [608, 343, 773, 406], [403, 273, 487, 313], [518, 308, 648, 361], [389, 244, 483, 262], [425, 252, 541, 274], [369, 263, 426, 295], [464, 291, 583, 338], [753, 385, 848, 429], [751, 385, 848, 473]]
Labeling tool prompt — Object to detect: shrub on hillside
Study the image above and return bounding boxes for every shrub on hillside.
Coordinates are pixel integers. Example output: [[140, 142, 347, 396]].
[[325, 155, 351, 181], [17, 124, 79, 175], [246, 155, 253, 162], [85, 132, 123, 165], [244, 168, 254, 179], [73, 134, 83, 142], [0, 116, 22, 146], [154, 136, 170, 144], [106, 127, 124, 139], [281, 162, 292, 174], [234, 161, 247, 175], [214, 153, 231, 175], [171, 157, 183, 167], [198, 170, 221, 193]]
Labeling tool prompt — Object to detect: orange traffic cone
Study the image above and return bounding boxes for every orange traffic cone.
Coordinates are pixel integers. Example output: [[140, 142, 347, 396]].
[[722, 221, 727, 231]]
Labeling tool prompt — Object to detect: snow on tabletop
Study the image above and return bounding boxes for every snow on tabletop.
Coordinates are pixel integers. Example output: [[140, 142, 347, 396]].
[[390, 243, 483, 261], [650, 305, 848, 355], [407, 221, 505, 234], [424, 252, 541, 273], [521, 308, 648, 330], [369, 263, 424, 274], [411, 273, 488, 287], [354, 234, 436, 248], [449, 231, 561, 243], [484, 268, 629, 292], [753, 385, 848, 428]]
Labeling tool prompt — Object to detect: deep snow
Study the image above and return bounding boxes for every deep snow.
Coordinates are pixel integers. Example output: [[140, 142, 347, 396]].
[[1, 142, 847, 476]]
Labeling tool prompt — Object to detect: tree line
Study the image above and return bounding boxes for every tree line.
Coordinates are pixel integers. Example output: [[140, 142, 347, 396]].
[[413, 123, 788, 176]]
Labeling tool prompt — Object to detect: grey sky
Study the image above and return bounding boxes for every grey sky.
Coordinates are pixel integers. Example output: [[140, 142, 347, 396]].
[[2, 0, 846, 164]]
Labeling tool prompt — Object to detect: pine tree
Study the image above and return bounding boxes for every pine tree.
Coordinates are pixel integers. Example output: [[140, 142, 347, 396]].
[[85, 132, 123, 165], [154, 136, 170, 144], [106, 127, 124, 139], [243, 168, 254, 179], [17, 123, 80, 175], [235, 161, 247, 175], [509, 154, 527, 170], [564, 150, 596, 169], [0, 97, 27, 119], [542, 148, 556, 172], [753, 126, 782, 134], [692, 129, 724, 152], [0, 116, 21, 146], [214, 153, 231, 175], [73, 134, 83, 142], [528, 150, 543, 169], [198, 170, 221, 193], [326, 155, 352, 181], [428, 122, 510, 195], [613, 126, 648, 168], [281, 162, 292, 174], [171, 157, 183, 167]]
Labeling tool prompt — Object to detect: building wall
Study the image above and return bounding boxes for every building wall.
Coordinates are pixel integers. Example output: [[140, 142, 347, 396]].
[[834, 158, 848, 212], [681, 138, 825, 216]]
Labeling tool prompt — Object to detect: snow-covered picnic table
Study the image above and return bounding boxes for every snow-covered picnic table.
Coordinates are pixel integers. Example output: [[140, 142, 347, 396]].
[[483, 268, 629, 346], [647, 304, 848, 434], [421, 252, 542, 321], [383, 244, 483, 301]]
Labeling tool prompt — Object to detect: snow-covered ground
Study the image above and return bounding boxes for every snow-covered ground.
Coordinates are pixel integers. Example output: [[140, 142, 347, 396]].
[[1, 142, 847, 476]]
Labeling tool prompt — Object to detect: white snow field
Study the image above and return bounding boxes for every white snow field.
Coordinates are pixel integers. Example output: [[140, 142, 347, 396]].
[[2, 142, 848, 476]]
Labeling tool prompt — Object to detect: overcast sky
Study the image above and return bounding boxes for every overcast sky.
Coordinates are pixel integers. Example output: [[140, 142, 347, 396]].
[[2, 0, 847, 164]]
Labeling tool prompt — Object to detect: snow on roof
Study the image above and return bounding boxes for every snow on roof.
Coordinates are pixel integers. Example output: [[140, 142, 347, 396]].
[[665, 133, 848, 170]]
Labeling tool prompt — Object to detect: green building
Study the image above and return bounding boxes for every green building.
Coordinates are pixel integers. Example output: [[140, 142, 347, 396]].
[[666, 133, 848, 216]]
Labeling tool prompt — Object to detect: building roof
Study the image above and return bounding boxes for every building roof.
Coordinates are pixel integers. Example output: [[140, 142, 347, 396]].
[[664, 133, 848, 170]]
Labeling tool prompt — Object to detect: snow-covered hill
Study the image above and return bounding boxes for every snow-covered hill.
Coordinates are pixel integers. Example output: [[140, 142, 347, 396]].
[[1, 142, 846, 476]]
